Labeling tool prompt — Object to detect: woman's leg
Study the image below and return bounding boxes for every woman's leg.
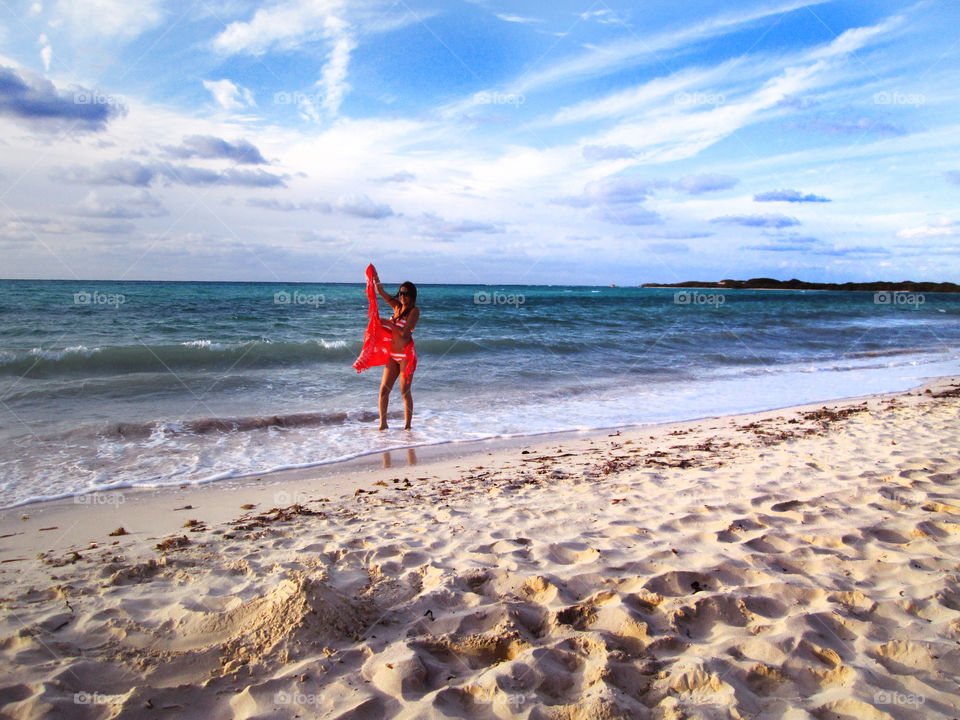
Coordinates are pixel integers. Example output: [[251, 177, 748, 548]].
[[399, 361, 413, 429], [379, 361, 400, 429]]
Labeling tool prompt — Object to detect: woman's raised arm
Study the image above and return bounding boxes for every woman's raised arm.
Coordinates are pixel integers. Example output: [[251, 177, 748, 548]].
[[371, 265, 400, 309]]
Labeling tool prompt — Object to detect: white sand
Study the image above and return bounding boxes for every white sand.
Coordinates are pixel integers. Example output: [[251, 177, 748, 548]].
[[2, 378, 960, 719]]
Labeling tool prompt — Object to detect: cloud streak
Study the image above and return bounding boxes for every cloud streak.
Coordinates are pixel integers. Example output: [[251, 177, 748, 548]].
[[754, 189, 830, 202]]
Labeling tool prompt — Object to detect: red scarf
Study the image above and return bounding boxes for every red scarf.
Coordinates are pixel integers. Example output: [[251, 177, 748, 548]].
[[352, 264, 416, 380]]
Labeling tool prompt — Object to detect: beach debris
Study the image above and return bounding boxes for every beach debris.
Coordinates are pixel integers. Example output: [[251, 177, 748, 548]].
[[155, 535, 191, 552], [229, 504, 322, 532], [38, 526, 58, 532], [241, 504, 255, 510], [41, 550, 83, 567], [108, 527, 128, 536], [173, 505, 193, 511]]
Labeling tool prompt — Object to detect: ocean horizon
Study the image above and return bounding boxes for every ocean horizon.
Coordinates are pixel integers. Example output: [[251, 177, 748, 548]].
[[2, 278, 959, 508]]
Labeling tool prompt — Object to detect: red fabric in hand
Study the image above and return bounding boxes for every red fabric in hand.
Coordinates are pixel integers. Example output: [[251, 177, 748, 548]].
[[352, 264, 416, 380]]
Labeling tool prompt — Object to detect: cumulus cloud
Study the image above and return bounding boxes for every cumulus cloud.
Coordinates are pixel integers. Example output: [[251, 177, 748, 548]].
[[68, 190, 167, 218], [73, 219, 137, 234], [711, 214, 801, 228], [812, 245, 890, 257], [414, 212, 503, 239], [336, 194, 393, 219], [247, 197, 332, 212], [552, 176, 666, 224], [374, 171, 416, 183], [158, 165, 286, 188], [52, 159, 154, 186], [742, 237, 821, 252], [202, 79, 255, 110], [754, 188, 830, 202], [0, 65, 125, 132], [52, 159, 286, 188], [672, 174, 739, 195], [558, 173, 736, 207], [164, 135, 267, 164], [591, 206, 663, 226]]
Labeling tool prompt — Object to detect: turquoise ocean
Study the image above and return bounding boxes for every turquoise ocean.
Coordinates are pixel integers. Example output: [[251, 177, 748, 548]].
[[2, 279, 959, 507]]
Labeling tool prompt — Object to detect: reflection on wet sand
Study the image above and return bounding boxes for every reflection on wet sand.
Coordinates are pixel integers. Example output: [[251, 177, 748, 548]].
[[381, 448, 418, 468]]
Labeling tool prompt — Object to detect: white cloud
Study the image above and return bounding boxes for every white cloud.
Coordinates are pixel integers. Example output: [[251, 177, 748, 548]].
[[336, 193, 393, 218], [202, 79, 255, 110], [38, 34, 52, 71], [897, 218, 955, 239], [213, 0, 355, 119], [213, 0, 343, 54], [512, 0, 831, 93], [317, 14, 355, 117], [69, 189, 167, 218], [582, 17, 897, 167], [53, 0, 164, 39], [495, 13, 540, 24]]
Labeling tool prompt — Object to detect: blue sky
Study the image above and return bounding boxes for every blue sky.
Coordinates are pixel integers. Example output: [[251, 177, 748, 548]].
[[0, 0, 958, 284]]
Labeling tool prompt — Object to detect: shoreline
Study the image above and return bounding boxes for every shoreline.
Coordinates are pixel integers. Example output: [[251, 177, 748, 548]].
[[2, 375, 959, 718], [2, 365, 949, 515], [0, 374, 949, 558]]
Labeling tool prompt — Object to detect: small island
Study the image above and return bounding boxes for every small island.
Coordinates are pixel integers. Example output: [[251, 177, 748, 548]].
[[641, 278, 960, 292]]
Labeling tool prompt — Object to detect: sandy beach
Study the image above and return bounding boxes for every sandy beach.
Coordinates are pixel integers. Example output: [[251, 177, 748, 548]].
[[2, 378, 960, 719]]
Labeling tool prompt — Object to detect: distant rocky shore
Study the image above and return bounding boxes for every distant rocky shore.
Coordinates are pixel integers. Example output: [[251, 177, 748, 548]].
[[641, 278, 960, 292]]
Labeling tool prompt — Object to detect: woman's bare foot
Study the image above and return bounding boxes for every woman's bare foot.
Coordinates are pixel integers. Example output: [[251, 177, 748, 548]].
[[379, 421, 388, 430]]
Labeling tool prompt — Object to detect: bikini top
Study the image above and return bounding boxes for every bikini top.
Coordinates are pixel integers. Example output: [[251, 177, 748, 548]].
[[393, 313, 408, 328]]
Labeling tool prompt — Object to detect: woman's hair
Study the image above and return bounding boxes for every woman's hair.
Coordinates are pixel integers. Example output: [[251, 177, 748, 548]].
[[395, 281, 417, 319]]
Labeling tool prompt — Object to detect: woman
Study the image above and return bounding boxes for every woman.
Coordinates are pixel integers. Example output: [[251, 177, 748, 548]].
[[371, 265, 419, 430]]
